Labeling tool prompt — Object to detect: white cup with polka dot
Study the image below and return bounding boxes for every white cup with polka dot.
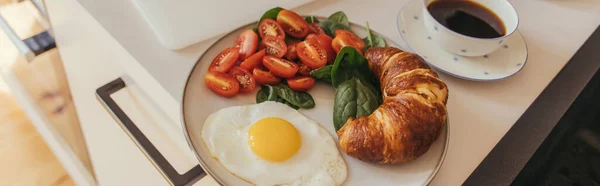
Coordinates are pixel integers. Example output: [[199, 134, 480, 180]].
[[422, 0, 519, 57]]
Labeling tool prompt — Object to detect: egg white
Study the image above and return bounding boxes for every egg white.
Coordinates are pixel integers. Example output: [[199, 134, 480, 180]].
[[202, 101, 347, 186]]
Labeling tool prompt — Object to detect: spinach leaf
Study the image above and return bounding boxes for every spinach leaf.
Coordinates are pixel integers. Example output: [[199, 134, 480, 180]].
[[319, 20, 351, 37], [333, 78, 380, 130], [258, 7, 283, 23], [271, 84, 315, 109], [331, 47, 377, 88], [304, 16, 319, 24], [361, 22, 386, 52], [256, 84, 315, 109], [328, 11, 350, 28], [254, 7, 284, 37], [310, 65, 333, 83], [318, 20, 334, 36], [319, 11, 352, 37]]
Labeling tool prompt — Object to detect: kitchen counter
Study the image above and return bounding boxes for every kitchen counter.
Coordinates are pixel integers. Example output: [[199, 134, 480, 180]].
[[45, 0, 600, 185]]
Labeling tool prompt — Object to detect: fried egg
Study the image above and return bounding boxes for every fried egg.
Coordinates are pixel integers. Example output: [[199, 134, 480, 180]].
[[202, 101, 347, 186]]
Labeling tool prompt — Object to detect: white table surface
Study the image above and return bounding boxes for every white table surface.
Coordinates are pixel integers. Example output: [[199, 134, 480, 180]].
[[46, 0, 600, 185]]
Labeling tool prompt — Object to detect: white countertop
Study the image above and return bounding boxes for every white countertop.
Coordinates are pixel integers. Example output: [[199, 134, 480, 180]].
[[46, 0, 600, 185]]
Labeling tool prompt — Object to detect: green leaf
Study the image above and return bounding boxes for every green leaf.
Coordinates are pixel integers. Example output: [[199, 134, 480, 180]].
[[270, 84, 315, 109], [304, 16, 319, 24], [256, 87, 269, 103], [328, 11, 350, 28], [255, 84, 315, 109], [319, 20, 351, 38], [331, 47, 377, 88], [310, 65, 333, 83], [256, 85, 281, 103], [254, 7, 284, 38], [319, 20, 335, 37], [333, 78, 380, 131], [361, 22, 386, 52], [258, 7, 283, 23]]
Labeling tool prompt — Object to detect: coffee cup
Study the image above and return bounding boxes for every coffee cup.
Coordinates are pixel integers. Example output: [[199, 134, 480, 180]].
[[422, 0, 519, 56]]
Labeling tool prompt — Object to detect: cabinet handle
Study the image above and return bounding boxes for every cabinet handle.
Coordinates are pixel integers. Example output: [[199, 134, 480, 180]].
[[96, 78, 205, 186]]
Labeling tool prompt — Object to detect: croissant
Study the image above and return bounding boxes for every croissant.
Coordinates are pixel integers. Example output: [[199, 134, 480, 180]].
[[337, 47, 449, 164]]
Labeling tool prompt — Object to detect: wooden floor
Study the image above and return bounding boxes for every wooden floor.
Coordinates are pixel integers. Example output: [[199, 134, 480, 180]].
[[0, 0, 90, 185], [0, 92, 75, 186]]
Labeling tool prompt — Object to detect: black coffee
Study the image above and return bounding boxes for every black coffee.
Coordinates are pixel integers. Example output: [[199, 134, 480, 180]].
[[427, 0, 505, 38]]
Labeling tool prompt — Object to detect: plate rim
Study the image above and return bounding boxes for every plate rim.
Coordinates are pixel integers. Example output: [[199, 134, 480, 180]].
[[396, 0, 529, 81], [180, 16, 449, 186]]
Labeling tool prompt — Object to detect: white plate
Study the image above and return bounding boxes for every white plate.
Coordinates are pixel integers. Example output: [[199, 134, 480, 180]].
[[182, 20, 448, 186], [397, 0, 528, 81]]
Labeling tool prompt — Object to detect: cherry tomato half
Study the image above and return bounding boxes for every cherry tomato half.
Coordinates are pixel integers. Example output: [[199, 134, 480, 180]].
[[240, 49, 266, 71], [332, 30, 365, 54], [208, 48, 239, 73], [260, 36, 287, 58], [285, 40, 300, 60], [296, 39, 327, 69], [262, 56, 299, 78], [287, 76, 316, 92], [306, 34, 335, 64], [276, 10, 309, 38], [228, 66, 256, 94], [258, 19, 285, 40], [308, 23, 325, 35], [253, 68, 281, 85], [297, 63, 312, 76], [235, 29, 258, 61], [204, 71, 240, 97]]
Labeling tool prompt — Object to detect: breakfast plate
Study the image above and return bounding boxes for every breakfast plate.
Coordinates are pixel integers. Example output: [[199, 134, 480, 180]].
[[182, 14, 449, 185], [397, 0, 528, 81]]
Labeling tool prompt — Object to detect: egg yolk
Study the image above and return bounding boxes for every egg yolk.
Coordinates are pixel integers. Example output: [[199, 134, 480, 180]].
[[248, 117, 301, 162]]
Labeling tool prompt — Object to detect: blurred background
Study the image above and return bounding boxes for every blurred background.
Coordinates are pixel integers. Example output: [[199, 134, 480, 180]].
[[0, 0, 92, 185]]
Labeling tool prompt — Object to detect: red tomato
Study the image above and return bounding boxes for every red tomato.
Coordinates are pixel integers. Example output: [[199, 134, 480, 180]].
[[204, 71, 240, 97], [228, 67, 256, 94], [208, 48, 239, 73], [260, 36, 287, 58], [306, 34, 335, 64], [258, 19, 285, 40], [240, 49, 266, 71], [285, 40, 300, 60], [235, 29, 258, 61], [297, 63, 311, 76], [276, 10, 309, 38], [253, 68, 281, 85], [332, 30, 365, 54], [287, 76, 316, 92], [296, 39, 327, 69], [308, 23, 325, 35], [262, 56, 299, 78]]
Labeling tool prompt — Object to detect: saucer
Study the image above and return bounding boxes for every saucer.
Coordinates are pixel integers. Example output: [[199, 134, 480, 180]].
[[396, 0, 528, 81]]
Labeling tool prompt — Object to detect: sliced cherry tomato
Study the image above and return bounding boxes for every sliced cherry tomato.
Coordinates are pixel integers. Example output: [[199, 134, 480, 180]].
[[260, 36, 287, 58], [296, 39, 327, 69], [253, 68, 281, 85], [228, 66, 255, 94], [285, 40, 300, 60], [306, 34, 335, 64], [297, 63, 311, 76], [208, 48, 239, 73], [258, 19, 285, 40], [332, 30, 365, 54], [204, 71, 240, 97], [235, 29, 258, 61], [262, 56, 299, 78], [308, 23, 325, 35], [240, 49, 266, 71], [276, 10, 309, 38], [287, 76, 316, 92]]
